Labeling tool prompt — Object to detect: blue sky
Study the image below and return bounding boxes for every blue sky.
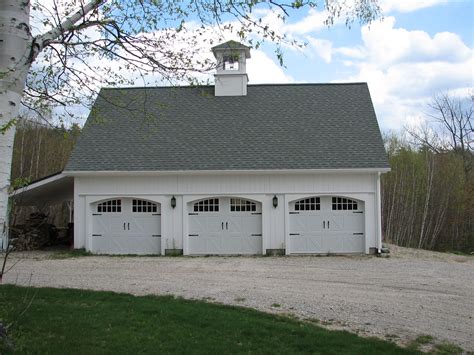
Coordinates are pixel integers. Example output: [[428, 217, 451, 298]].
[[242, 0, 473, 131]]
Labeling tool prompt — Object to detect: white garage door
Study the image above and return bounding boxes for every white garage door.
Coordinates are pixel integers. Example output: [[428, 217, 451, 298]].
[[289, 196, 365, 254], [188, 197, 262, 255], [91, 198, 161, 254]]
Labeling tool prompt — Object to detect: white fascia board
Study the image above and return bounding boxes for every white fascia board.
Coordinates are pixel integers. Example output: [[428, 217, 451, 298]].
[[64, 168, 391, 177], [9, 173, 67, 197]]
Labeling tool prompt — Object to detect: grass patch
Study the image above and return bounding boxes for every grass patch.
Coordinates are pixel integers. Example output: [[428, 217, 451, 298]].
[[434, 342, 463, 355], [50, 248, 93, 259], [414, 335, 434, 344], [0, 285, 420, 354], [407, 335, 435, 351], [51, 249, 165, 259], [407, 335, 464, 355], [271, 303, 281, 308]]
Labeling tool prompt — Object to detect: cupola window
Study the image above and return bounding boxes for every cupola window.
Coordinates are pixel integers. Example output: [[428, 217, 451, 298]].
[[223, 55, 239, 70]]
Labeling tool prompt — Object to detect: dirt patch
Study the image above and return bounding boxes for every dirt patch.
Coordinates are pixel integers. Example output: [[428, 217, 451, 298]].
[[2, 246, 473, 351]]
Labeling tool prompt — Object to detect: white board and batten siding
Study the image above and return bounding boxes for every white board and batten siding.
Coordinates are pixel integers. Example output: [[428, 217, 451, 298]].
[[72, 171, 382, 255]]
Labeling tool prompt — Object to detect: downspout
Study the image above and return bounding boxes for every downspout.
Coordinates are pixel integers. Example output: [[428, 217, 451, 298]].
[[376, 172, 383, 254]]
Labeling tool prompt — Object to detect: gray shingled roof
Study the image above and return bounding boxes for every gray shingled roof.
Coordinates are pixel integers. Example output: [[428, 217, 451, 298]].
[[65, 83, 389, 172], [211, 40, 250, 51]]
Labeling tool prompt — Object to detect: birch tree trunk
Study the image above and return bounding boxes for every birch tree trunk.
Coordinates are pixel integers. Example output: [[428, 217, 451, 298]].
[[0, 0, 104, 248], [0, 0, 32, 247]]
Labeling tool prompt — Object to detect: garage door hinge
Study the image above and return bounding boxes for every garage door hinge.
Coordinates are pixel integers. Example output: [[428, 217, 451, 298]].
[[289, 212, 299, 214], [251, 234, 262, 236], [152, 213, 161, 216], [251, 212, 262, 215], [353, 233, 364, 235], [92, 213, 102, 216], [188, 213, 199, 215], [152, 234, 161, 237], [92, 234, 102, 237], [189, 234, 199, 237], [289, 233, 300, 236], [353, 211, 363, 214]]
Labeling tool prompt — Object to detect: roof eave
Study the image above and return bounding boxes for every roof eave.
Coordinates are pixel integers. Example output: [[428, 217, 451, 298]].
[[64, 167, 391, 177]]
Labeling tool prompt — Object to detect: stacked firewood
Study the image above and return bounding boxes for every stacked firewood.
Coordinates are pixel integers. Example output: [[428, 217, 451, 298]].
[[10, 213, 58, 251]]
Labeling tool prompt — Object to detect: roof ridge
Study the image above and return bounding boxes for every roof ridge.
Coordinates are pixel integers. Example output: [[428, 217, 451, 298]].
[[100, 82, 368, 91]]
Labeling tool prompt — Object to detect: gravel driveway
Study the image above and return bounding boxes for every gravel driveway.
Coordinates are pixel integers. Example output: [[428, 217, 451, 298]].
[[2, 245, 473, 351]]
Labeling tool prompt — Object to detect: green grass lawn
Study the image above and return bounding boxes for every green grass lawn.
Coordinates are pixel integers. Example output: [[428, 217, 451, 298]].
[[0, 285, 418, 354]]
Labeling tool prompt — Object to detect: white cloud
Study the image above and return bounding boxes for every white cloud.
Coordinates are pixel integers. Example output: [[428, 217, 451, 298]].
[[283, 8, 329, 35], [381, 0, 448, 13], [358, 17, 471, 68], [247, 50, 294, 84], [334, 46, 365, 59], [334, 16, 474, 130], [306, 37, 333, 63]]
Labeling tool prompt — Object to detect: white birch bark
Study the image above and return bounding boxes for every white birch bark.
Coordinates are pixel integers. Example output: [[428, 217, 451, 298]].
[[0, 0, 31, 247]]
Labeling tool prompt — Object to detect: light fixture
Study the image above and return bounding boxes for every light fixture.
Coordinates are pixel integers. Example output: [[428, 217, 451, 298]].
[[272, 195, 278, 208], [171, 196, 176, 209]]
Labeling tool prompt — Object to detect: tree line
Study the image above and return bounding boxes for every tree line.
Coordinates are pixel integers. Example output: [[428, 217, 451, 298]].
[[10, 119, 80, 227], [382, 93, 472, 253]]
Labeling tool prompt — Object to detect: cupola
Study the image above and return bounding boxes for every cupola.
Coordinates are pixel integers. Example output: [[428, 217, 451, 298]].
[[212, 40, 251, 96]]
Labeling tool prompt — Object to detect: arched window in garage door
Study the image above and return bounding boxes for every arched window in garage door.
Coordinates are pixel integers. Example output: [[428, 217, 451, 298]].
[[193, 198, 219, 212], [97, 199, 121, 213], [132, 199, 158, 213], [332, 197, 358, 211], [230, 198, 257, 212], [294, 197, 320, 211]]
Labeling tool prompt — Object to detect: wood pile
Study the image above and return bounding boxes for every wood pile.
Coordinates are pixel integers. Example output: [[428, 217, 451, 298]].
[[10, 213, 58, 251]]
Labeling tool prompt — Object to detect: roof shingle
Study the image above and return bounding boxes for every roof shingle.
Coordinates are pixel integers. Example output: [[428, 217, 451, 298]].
[[65, 83, 389, 172]]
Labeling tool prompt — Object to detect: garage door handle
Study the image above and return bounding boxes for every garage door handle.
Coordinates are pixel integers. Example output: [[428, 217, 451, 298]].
[[128, 222, 130, 230], [222, 222, 224, 230], [353, 233, 364, 235], [123, 222, 126, 230], [226, 222, 228, 230], [323, 221, 325, 229], [327, 221, 330, 229]]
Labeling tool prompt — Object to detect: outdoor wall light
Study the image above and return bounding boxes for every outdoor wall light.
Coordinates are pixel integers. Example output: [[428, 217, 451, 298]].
[[171, 196, 176, 209], [272, 195, 278, 208]]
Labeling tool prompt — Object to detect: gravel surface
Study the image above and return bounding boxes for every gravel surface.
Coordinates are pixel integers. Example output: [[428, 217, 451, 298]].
[[2, 246, 473, 351]]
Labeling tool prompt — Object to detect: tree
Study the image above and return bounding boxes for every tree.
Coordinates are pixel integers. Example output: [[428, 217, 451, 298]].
[[407, 92, 473, 177], [0, 0, 381, 246]]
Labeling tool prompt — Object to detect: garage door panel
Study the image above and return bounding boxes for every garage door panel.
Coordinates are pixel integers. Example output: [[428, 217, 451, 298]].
[[91, 198, 161, 255], [129, 216, 161, 237], [189, 236, 222, 254], [188, 197, 262, 255], [327, 214, 363, 232], [227, 215, 261, 236], [343, 234, 365, 252], [189, 215, 222, 235], [92, 215, 108, 235], [290, 214, 324, 233], [91, 235, 110, 253], [321, 233, 345, 253], [108, 236, 161, 255], [289, 196, 365, 254], [290, 235, 322, 253]]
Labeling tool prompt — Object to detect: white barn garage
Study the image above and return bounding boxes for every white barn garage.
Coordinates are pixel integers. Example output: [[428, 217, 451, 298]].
[[41, 41, 389, 256]]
